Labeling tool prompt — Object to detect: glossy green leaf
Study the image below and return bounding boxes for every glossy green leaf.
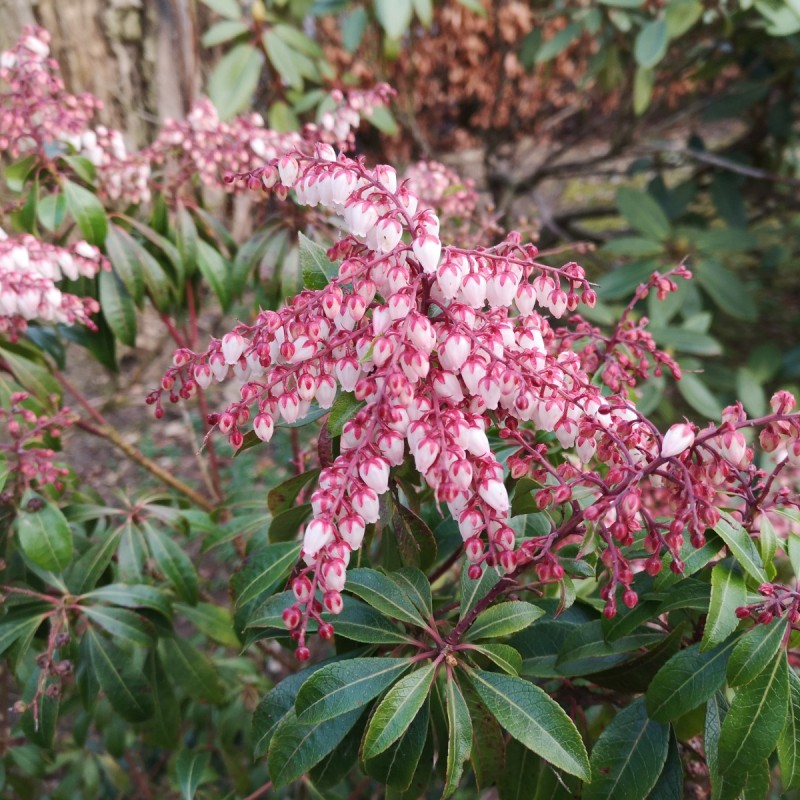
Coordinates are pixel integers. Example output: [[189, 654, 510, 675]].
[[363, 663, 436, 758], [81, 583, 172, 617], [63, 178, 107, 245], [67, 529, 123, 595], [143, 525, 198, 604], [5, 155, 37, 192], [176, 750, 210, 800], [268, 706, 362, 787], [390, 568, 432, 619], [443, 678, 472, 798], [694, 259, 758, 322], [267, 468, 321, 514], [87, 628, 154, 722], [327, 391, 363, 436], [144, 650, 179, 747], [37, 192, 66, 232], [175, 602, 239, 648], [263, 31, 303, 90], [323, 599, 413, 644], [298, 232, 338, 289], [16, 499, 73, 572], [83, 606, 154, 647], [467, 601, 544, 641], [717, 652, 789, 792], [296, 657, 412, 723], [364, 701, 428, 789], [208, 44, 264, 119], [0, 609, 47, 657], [646, 638, 737, 722], [702, 561, 747, 651], [460, 562, 501, 619], [471, 643, 522, 676], [727, 617, 787, 686], [98, 269, 136, 346], [713, 514, 767, 583], [232, 542, 302, 608], [584, 697, 669, 800], [104, 224, 145, 305], [646, 731, 684, 800], [465, 668, 590, 781], [345, 568, 426, 627], [197, 239, 232, 309], [778, 669, 800, 789]]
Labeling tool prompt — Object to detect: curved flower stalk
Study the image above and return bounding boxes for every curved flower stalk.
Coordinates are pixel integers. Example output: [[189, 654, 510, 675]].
[[0, 228, 106, 339], [152, 144, 800, 657]]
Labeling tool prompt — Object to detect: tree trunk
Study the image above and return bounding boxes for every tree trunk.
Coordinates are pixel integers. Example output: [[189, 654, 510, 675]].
[[0, 0, 204, 146]]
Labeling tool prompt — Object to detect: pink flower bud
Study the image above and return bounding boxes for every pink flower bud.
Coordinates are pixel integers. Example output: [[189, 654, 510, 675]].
[[478, 478, 510, 514], [661, 423, 695, 458], [352, 486, 380, 524], [412, 233, 441, 274], [339, 514, 366, 550], [253, 413, 274, 442], [322, 558, 347, 592], [439, 333, 470, 372], [303, 519, 335, 557], [324, 590, 344, 615], [359, 457, 390, 494], [221, 332, 246, 365]]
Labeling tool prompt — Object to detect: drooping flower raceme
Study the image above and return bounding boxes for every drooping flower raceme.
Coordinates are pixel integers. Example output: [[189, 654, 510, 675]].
[[152, 144, 800, 656], [0, 228, 106, 339]]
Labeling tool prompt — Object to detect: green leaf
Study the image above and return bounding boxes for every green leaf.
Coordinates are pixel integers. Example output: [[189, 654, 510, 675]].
[[702, 561, 747, 651], [342, 7, 368, 52], [584, 697, 669, 800], [665, 0, 703, 37], [175, 203, 198, 279], [647, 732, 684, 800], [37, 192, 66, 232], [471, 644, 522, 676], [392, 504, 438, 570], [208, 44, 264, 119], [443, 678, 472, 798], [677, 372, 723, 420], [363, 663, 436, 758], [535, 22, 582, 63], [634, 18, 668, 68], [175, 602, 239, 648], [176, 750, 210, 800], [460, 562, 501, 619], [268, 503, 311, 543], [616, 188, 671, 240], [268, 468, 321, 514], [345, 568, 427, 627], [412, 0, 433, 25], [735, 366, 767, 418], [603, 236, 664, 257], [366, 106, 399, 135], [713, 513, 767, 583], [717, 652, 789, 792], [199, 0, 242, 18], [161, 637, 225, 704], [327, 391, 363, 436], [144, 650, 179, 747], [62, 178, 107, 245], [16, 499, 73, 572], [81, 583, 172, 617], [232, 542, 301, 608], [0, 344, 61, 402], [648, 326, 722, 356], [295, 657, 412, 723], [467, 601, 544, 641], [202, 19, 250, 47], [694, 259, 757, 322], [298, 232, 338, 290], [646, 638, 737, 722], [143, 525, 199, 604], [83, 606, 154, 647], [5, 155, 37, 192], [197, 239, 232, 309], [727, 617, 787, 686], [374, 0, 413, 38], [0, 609, 47, 657], [98, 270, 137, 347], [104, 224, 145, 305], [465, 668, 590, 781], [364, 701, 429, 789], [268, 706, 362, 787], [87, 628, 154, 722], [323, 599, 413, 644], [245, 590, 294, 631], [263, 31, 303, 90], [390, 568, 432, 619], [778, 669, 800, 789]]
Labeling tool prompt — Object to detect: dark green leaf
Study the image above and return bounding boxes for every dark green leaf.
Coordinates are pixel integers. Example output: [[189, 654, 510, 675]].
[[62, 178, 107, 245], [323, 599, 413, 644], [647, 733, 684, 800], [778, 669, 800, 789], [646, 638, 737, 722], [728, 617, 787, 686], [268, 503, 311, 543], [232, 542, 301, 608], [364, 701, 429, 789], [616, 188, 671, 240], [467, 601, 544, 641], [713, 514, 767, 583], [176, 750, 210, 800], [345, 568, 426, 627], [390, 568, 432, 619], [702, 561, 747, 651], [694, 259, 757, 322], [0, 609, 47, 657], [363, 663, 436, 758], [144, 650, 179, 747], [197, 239, 232, 309], [584, 697, 669, 800], [104, 224, 145, 305], [460, 562, 501, 619], [83, 606, 154, 647], [81, 583, 172, 617], [175, 602, 239, 648], [268, 468, 321, 514], [67, 529, 123, 594], [16, 498, 73, 572], [327, 391, 363, 435], [98, 269, 137, 347], [87, 628, 154, 722], [295, 657, 412, 723], [443, 677, 472, 798], [161, 637, 225, 704], [471, 644, 522, 676], [143, 525, 199, 604], [465, 668, 590, 781]]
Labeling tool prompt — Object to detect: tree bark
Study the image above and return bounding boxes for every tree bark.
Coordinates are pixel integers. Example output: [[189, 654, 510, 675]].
[[0, 0, 203, 146]]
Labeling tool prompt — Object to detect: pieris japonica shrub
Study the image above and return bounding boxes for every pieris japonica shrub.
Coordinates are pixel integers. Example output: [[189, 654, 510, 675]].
[[2, 22, 800, 800]]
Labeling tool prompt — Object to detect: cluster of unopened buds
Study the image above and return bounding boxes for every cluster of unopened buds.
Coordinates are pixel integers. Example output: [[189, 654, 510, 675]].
[[0, 392, 74, 500], [736, 582, 800, 629], [0, 228, 106, 339], [151, 141, 800, 654], [1, 27, 393, 207]]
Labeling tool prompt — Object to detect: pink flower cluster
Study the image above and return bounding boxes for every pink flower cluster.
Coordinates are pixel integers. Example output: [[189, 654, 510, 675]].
[[0, 229, 106, 339], [404, 160, 479, 222], [1, 27, 393, 207], [0, 391, 73, 500]]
